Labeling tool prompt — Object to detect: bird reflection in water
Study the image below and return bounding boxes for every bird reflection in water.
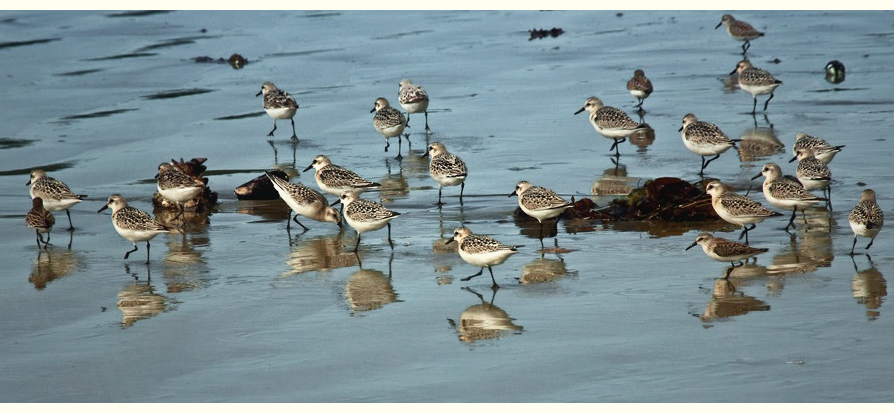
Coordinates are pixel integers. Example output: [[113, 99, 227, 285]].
[[627, 117, 655, 153], [765, 217, 834, 278], [344, 260, 400, 315], [851, 255, 887, 321], [377, 158, 410, 204], [736, 117, 783, 163], [448, 287, 523, 343], [696, 277, 770, 324], [591, 162, 637, 198], [519, 254, 571, 285], [283, 231, 359, 276], [28, 244, 84, 290], [119, 264, 168, 327], [162, 231, 210, 293]]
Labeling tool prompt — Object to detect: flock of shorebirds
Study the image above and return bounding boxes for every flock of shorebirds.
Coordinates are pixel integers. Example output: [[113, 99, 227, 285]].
[[24, 14, 884, 288]]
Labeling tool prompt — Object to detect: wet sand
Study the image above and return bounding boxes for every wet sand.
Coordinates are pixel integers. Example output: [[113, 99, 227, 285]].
[[1, 10, 893, 402]]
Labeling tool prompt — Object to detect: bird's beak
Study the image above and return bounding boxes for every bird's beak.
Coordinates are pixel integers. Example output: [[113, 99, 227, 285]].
[[685, 241, 698, 250], [788, 155, 798, 163], [678, 125, 684, 132], [573, 107, 585, 115], [729, 67, 738, 75], [508, 190, 517, 197], [97, 204, 109, 213], [421, 151, 429, 159], [370, 107, 376, 113], [751, 172, 763, 180], [336, 219, 343, 228], [714, 21, 723, 29], [331, 198, 341, 206], [255, 91, 262, 97], [302, 163, 314, 172], [25, 180, 31, 186], [445, 238, 455, 245]]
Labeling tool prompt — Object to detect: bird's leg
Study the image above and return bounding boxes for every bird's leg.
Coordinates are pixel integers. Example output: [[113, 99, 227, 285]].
[[66, 209, 74, 231], [763, 93, 775, 112], [461, 267, 485, 282], [124, 243, 139, 260]]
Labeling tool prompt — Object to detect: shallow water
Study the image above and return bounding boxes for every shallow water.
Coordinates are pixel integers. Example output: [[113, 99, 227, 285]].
[[1, 10, 894, 402]]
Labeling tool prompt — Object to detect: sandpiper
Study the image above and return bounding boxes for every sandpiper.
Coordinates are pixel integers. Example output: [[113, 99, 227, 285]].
[[266, 171, 342, 232], [574, 97, 649, 156], [731, 60, 782, 114], [98, 194, 170, 264], [422, 142, 468, 205], [705, 181, 782, 244], [793, 133, 844, 164], [446, 226, 518, 289], [715, 14, 764, 53], [751, 163, 825, 231], [335, 191, 400, 252], [790, 147, 833, 206], [626, 69, 653, 109], [303, 155, 381, 197], [679, 114, 739, 175], [27, 169, 87, 231], [25, 197, 55, 249], [398, 79, 430, 133], [687, 232, 769, 277], [156, 162, 205, 217], [849, 189, 884, 255], [510, 181, 573, 240], [371, 97, 407, 155], [257, 81, 299, 140]]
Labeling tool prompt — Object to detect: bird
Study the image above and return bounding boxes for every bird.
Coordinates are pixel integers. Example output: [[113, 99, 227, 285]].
[[266, 171, 342, 232], [687, 232, 769, 277], [303, 155, 381, 197], [731, 60, 782, 114], [445, 226, 518, 290], [335, 191, 400, 252], [155, 162, 205, 217], [715, 14, 764, 53], [256, 81, 299, 140], [849, 189, 884, 255], [789, 147, 833, 205], [510, 181, 573, 244], [626, 69, 653, 109], [27, 169, 87, 231], [422, 142, 468, 205], [679, 114, 740, 175], [371, 97, 408, 156], [705, 181, 782, 244], [793, 133, 844, 164], [398, 79, 430, 133], [574, 97, 649, 156], [751, 163, 825, 231], [25, 197, 55, 249], [97, 194, 170, 264]]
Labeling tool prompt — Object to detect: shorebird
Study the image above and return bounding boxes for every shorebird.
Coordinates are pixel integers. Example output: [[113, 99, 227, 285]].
[[27, 169, 87, 231], [422, 142, 468, 205], [398, 79, 431, 133], [715, 14, 764, 53], [446, 226, 518, 290], [849, 189, 884, 255]]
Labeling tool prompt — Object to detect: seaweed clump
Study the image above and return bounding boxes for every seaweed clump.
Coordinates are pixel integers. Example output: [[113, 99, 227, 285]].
[[562, 177, 716, 222], [528, 28, 564, 40]]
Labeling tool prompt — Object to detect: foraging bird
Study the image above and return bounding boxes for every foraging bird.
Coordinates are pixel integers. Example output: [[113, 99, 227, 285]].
[[705, 181, 782, 244], [510, 181, 573, 245], [679, 114, 739, 175], [27, 169, 87, 231], [266, 171, 342, 232], [686, 232, 769, 277], [26, 197, 55, 249], [626, 69, 653, 109], [751, 163, 825, 231], [398, 79, 431, 133], [715, 14, 764, 53], [731, 60, 782, 114], [446, 226, 518, 290], [574, 97, 650, 156], [98, 194, 170, 264], [793, 132, 844, 165], [422, 142, 468, 205], [256, 81, 299, 140], [849, 189, 884, 255], [371, 97, 408, 156], [335, 191, 400, 252], [155, 162, 205, 217], [789, 147, 833, 206], [303, 155, 381, 197]]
